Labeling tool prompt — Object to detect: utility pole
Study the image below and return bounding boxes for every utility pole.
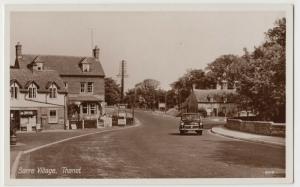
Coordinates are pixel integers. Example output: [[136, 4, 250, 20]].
[[117, 60, 128, 103]]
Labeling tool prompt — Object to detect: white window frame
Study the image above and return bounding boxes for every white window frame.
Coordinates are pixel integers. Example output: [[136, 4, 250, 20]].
[[28, 83, 37, 98], [10, 82, 19, 99], [49, 84, 57, 99], [80, 82, 86, 93], [82, 103, 88, 114], [87, 82, 94, 93], [82, 64, 90, 72], [48, 109, 58, 123], [90, 104, 97, 115]]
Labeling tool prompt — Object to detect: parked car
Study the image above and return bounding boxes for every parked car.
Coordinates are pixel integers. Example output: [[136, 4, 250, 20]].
[[179, 113, 204, 135]]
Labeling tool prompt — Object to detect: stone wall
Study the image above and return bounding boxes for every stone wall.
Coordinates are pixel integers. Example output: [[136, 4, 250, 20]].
[[225, 119, 285, 137]]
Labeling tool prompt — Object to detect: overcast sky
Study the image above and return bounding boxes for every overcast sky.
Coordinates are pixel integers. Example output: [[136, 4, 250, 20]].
[[10, 11, 284, 90]]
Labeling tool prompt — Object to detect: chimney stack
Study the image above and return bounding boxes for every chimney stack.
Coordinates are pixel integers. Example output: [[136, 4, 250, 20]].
[[192, 83, 196, 91], [221, 80, 228, 90], [16, 42, 22, 59], [14, 42, 22, 68], [93, 45, 100, 59]]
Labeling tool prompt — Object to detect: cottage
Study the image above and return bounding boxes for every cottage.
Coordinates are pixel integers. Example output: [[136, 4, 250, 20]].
[[182, 81, 238, 117], [10, 68, 67, 131], [10, 42, 105, 130]]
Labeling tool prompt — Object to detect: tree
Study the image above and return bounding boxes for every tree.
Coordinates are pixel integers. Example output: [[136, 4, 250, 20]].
[[105, 77, 121, 105], [171, 69, 215, 107], [134, 79, 161, 109], [206, 54, 245, 88], [238, 18, 286, 122]]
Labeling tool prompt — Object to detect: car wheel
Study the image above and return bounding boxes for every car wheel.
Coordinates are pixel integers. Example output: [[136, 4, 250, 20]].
[[196, 130, 203, 135]]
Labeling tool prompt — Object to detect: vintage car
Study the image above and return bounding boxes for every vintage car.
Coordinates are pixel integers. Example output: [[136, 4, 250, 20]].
[[179, 113, 204, 135]]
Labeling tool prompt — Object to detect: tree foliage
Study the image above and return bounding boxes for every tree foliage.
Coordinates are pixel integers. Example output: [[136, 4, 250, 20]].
[[105, 77, 121, 105]]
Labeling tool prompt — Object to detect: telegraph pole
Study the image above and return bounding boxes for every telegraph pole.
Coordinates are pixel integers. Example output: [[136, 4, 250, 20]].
[[117, 60, 128, 103]]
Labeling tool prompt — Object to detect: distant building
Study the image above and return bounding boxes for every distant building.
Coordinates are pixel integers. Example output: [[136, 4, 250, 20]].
[[10, 42, 105, 130], [182, 81, 238, 117]]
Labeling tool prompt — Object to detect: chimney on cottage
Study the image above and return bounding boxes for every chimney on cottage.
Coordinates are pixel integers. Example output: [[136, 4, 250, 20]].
[[14, 42, 22, 68], [221, 80, 228, 90], [216, 82, 221, 90], [192, 83, 197, 91], [233, 80, 239, 90], [93, 45, 100, 59]]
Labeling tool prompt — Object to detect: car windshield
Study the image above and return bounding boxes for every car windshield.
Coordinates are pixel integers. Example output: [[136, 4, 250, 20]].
[[181, 114, 200, 121]]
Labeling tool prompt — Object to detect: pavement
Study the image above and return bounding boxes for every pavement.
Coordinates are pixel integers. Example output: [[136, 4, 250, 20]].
[[211, 126, 285, 147], [14, 110, 285, 178]]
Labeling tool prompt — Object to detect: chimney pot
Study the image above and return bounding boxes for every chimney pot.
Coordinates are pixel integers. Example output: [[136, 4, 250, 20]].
[[93, 45, 100, 59]]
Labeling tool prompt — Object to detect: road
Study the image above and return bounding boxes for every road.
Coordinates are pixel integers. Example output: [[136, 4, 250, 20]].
[[16, 110, 285, 178]]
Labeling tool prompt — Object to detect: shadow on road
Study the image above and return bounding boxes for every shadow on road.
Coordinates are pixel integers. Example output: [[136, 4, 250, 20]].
[[168, 132, 202, 136]]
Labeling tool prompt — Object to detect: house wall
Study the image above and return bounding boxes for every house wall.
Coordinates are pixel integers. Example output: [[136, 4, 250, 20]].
[[10, 91, 66, 130], [61, 76, 105, 100], [11, 91, 65, 108]]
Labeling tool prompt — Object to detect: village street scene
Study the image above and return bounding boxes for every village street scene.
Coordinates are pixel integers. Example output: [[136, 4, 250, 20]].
[[9, 11, 287, 179]]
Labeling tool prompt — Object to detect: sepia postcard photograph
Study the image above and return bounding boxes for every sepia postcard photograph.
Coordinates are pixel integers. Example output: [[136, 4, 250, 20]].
[[3, 2, 294, 186]]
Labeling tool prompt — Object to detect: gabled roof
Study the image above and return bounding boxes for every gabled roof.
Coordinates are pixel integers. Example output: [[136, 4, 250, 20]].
[[16, 54, 105, 77], [192, 89, 237, 103], [10, 68, 67, 93]]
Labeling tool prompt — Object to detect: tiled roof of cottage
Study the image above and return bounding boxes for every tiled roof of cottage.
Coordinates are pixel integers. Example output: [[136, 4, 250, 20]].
[[17, 54, 105, 76], [193, 89, 237, 103], [10, 68, 67, 93]]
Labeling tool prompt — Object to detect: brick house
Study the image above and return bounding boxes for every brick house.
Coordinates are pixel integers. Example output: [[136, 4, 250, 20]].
[[10, 42, 105, 130], [182, 81, 238, 117]]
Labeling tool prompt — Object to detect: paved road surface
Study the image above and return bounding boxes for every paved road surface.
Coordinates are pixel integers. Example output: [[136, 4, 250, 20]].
[[16, 111, 285, 178]]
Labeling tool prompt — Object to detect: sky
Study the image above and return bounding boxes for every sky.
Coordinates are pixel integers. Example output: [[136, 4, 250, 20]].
[[10, 11, 284, 90]]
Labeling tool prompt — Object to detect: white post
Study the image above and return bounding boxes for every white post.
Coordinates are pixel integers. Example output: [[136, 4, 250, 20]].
[[82, 120, 85, 129]]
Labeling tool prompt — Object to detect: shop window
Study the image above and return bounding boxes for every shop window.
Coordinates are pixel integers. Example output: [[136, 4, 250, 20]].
[[82, 103, 88, 114], [49, 110, 58, 123], [90, 104, 96, 115]]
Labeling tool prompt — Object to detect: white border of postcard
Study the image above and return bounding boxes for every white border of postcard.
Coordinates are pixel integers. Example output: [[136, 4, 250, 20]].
[[2, 2, 294, 186]]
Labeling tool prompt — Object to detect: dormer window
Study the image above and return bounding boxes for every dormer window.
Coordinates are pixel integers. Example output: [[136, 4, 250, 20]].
[[10, 82, 19, 99], [28, 83, 37, 98], [30, 56, 44, 71], [49, 84, 57, 98], [80, 58, 91, 72], [36, 62, 44, 71], [82, 64, 90, 72]]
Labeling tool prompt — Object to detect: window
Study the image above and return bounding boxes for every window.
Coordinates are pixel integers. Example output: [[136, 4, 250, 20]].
[[64, 82, 68, 89], [28, 84, 37, 98], [80, 82, 85, 93], [49, 110, 58, 123], [10, 83, 18, 99], [82, 103, 88, 114], [87, 82, 93, 93], [90, 104, 96, 115], [82, 64, 90, 72], [49, 84, 57, 98]]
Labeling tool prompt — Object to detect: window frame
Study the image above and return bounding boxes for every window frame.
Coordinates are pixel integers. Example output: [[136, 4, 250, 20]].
[[82, 103, 88, 114], [10, 82, 18, 99], [48, 109, 58, 124], [80, 82, 86, 93], [90, 104, 97, 115], [87, 82, 94, 93], [28, 83, 37, 98], [49, 84, 57, 99]]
